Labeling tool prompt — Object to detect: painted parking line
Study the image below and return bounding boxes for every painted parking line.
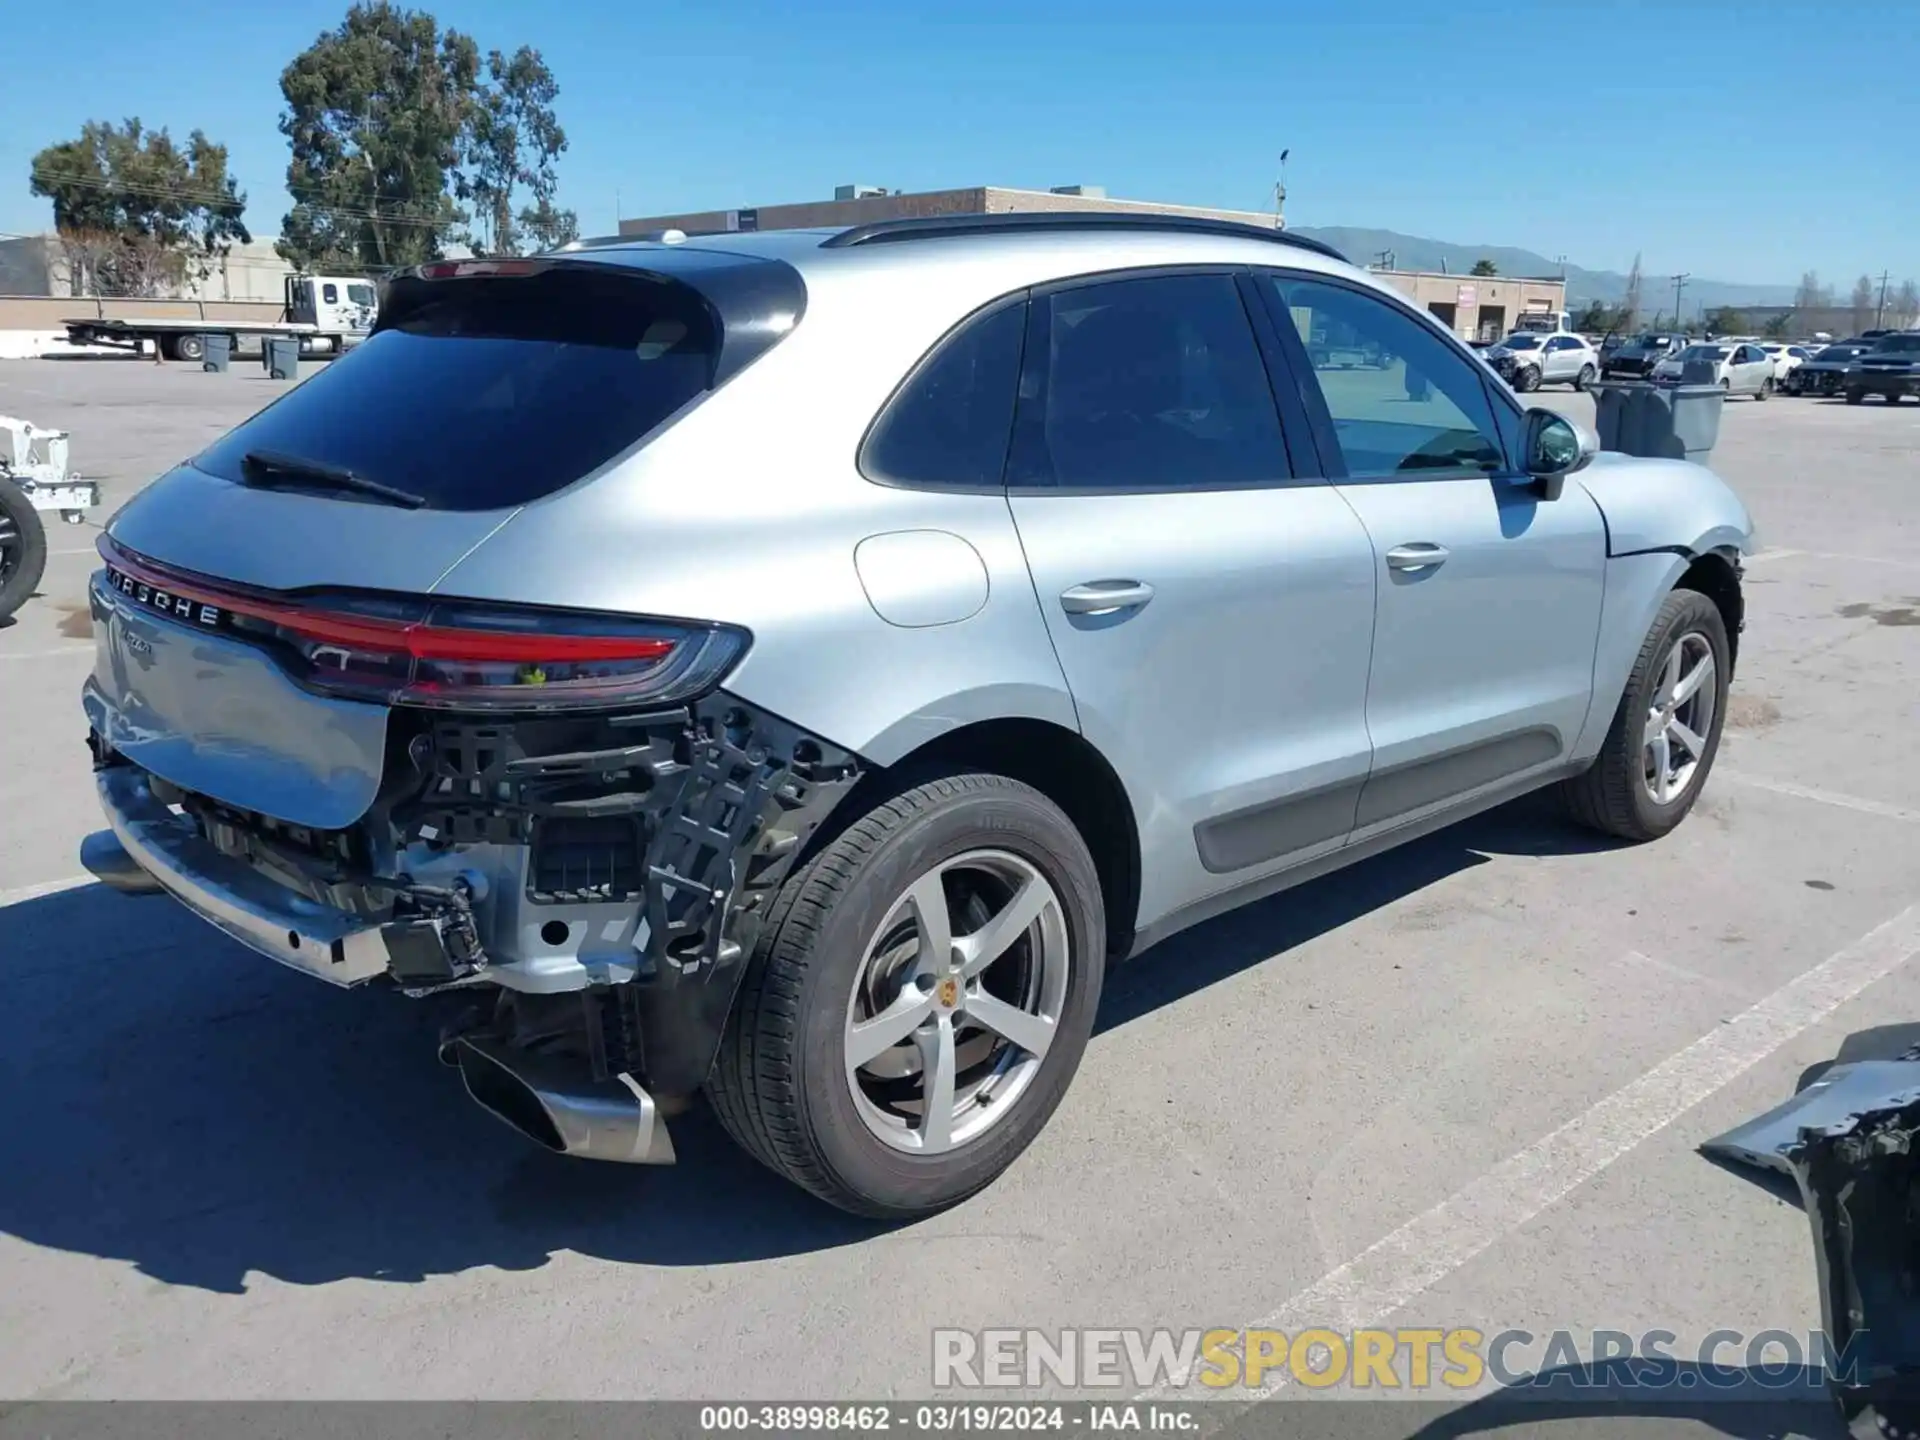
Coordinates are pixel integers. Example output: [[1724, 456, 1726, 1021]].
[[1140, 898, 1920, 1404], [1719, 769, 1920, 825], [0, 874, 95, 908]]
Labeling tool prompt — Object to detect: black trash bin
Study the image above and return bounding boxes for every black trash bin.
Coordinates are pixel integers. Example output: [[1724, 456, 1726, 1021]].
[[264, 336, 300, 381], [200, 333, 231, 373]]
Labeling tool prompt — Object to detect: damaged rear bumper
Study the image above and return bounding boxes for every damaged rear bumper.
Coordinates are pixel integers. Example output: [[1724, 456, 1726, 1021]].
[[80, 692, 863, 1104], [86, 763, 400, 986]]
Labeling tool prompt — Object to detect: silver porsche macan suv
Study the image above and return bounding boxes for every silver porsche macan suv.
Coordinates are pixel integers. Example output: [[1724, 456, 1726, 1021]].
[[78, 213, 1753, 1218]]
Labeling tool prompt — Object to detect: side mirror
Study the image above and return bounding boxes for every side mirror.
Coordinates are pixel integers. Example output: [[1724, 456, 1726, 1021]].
[[1520, 407, 1598, 501]]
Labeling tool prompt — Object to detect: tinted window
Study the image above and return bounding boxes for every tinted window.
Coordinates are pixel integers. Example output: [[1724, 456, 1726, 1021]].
[[1008, 273, 1288, 489], [1504, 335, 1542, 350], [322, 283, 339, 305], [194, 268, 717, 511], [348, 283, 377, 308], [862, 302, 1024, 488], [1882, 335, 1920, 353], [1269, 275, 1506, 479]]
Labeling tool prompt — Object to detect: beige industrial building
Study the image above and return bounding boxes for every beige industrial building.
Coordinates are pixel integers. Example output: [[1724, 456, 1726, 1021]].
[[617, 184, 1566, 342]]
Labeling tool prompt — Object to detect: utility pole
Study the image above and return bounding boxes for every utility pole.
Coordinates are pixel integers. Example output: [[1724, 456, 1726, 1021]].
[[1273, 149, 1290, 230], [1876, 270, 1891, 328], [1672, 274, 1689, 332]]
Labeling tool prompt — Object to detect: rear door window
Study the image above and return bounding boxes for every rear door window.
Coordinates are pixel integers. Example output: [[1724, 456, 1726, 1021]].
[[861, 300, 1025, 488], [1007, 272, 1291, 490], [193, 266, 718, 511]]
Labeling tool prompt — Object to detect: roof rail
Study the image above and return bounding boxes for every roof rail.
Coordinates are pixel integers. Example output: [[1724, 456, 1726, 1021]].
[[820, 211, 1348, 262]]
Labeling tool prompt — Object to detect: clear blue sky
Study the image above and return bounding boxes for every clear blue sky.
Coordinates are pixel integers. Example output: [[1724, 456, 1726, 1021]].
[[3, 0, 1913, 287]]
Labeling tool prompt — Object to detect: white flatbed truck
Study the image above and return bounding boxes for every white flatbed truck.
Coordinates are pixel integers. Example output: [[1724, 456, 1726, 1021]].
[[62, 274, 378, 362]]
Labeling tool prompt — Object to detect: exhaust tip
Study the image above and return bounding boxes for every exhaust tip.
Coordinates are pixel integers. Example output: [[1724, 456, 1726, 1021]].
[[79, 830, 163, 895], [452, 1038, 676, 1166]]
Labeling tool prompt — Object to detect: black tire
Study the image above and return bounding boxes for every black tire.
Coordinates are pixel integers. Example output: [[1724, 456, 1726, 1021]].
[[1574, 364, 1596, 392], [173, 333, 206, 363], [1514, 365, 1541, 393], [1845, 387, 1865, 405], [1756, 377, 1772, 400], [708, 770, 1106, 1219], [0, 480, 50, 621], [1560, 589, 1731, 842]]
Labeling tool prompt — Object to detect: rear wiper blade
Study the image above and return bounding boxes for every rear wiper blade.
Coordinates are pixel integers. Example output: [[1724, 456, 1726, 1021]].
[[240, 449, 425, 509]]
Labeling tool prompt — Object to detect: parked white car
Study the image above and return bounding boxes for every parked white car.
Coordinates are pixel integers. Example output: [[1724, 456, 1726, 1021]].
[[1759, 343, 1816, 381], [1652, 342, 1776, 398], [1485, 331, 1600, 392]]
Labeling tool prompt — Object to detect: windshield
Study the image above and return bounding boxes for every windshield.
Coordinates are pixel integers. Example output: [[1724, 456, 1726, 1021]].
[[1876, 335, 1920, 353], [1503, 335, 1541, 350], [1678, 346, 1726, 362], [1630, 334, 1674, 348], [347, 283, 377, 308], [1816, 345, 1866, 359]]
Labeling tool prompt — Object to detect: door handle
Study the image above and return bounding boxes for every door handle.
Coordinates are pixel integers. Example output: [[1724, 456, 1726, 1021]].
[[1385, 543, 1450, 572], [1060, 580, 1155, 616]]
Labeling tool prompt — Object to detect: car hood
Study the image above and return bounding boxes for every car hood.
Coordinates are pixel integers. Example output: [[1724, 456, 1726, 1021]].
[[1574, 451, 1754, 559]]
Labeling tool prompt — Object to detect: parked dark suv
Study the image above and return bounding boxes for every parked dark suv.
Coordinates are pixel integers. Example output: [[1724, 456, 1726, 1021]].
[[1602, 332, 1689, 380], [1845, 333, 1920, 405], [1785, 340, 1875, 397]]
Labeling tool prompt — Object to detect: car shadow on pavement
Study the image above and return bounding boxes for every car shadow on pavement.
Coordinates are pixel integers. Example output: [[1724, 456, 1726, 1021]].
[[1099, 792, 1626, 1034], [0, 885, 885, 1294], [0, 797, 1619, 1294]]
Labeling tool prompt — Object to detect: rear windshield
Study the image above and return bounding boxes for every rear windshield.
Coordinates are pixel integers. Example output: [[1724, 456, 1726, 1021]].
[[1878, 335, 1920, 353], [194, 268, 716, 511], [1679, 346, 1726, 362], [1503, 335, 1541, 350]]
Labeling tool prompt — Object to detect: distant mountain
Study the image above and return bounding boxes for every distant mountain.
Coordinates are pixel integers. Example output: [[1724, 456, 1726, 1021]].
[[1289, 226, 1794, 311]]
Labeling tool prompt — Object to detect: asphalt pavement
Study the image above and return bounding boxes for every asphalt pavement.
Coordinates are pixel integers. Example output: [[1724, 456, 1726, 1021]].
[[2, 357, 1917, 1424]]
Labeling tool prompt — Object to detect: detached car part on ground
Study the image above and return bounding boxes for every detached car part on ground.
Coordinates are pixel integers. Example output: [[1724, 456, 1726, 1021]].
[[1703, 1043, 1920, 1432], [77, 216, 1754, 1218], [0, 415, 100, 620]]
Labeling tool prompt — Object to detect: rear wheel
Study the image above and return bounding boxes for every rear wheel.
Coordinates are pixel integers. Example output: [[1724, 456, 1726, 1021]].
[[1560, 589, 1730, 842], [173, 333, 206, 363], [1757, 376, 1773, 400], [0, 479, 50, 621], [708, 770, 1106, 1219], [1574, 363, 1596, 392], [1845, 386, 1865, 405]]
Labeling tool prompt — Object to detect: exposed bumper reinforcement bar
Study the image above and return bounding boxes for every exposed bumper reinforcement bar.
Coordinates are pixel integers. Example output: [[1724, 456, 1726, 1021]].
[[82, 765, 395, 986]]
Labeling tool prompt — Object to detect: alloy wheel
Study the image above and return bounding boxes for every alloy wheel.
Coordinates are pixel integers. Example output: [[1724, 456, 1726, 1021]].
[[1643, 631, 1717, 806], [842, 849, 1070, 1155]]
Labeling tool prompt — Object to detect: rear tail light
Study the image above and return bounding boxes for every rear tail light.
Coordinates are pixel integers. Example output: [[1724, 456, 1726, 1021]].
[[98, 537, 746, 713]]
